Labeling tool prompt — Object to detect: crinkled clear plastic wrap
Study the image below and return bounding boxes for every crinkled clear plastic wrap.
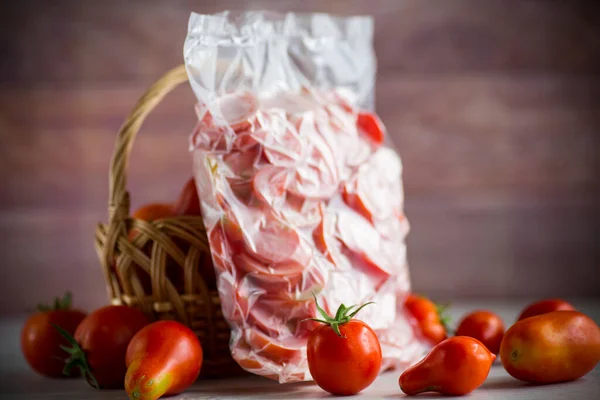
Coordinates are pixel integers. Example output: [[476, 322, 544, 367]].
[[184, 11, 428, 383]]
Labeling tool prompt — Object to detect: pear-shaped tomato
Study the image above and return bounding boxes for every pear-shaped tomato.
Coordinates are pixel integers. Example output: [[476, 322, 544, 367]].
[[500, 310, 600, 383], [125, 320, 203, 400], [399, 336, 495, 396]]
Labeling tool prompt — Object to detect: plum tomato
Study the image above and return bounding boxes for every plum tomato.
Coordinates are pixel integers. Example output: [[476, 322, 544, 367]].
[[125, 321, 202, 400], [500, 311, 600, 384]]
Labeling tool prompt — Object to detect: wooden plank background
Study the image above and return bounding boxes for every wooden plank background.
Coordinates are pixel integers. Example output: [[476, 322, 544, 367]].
[[1, 0, 599, 314]]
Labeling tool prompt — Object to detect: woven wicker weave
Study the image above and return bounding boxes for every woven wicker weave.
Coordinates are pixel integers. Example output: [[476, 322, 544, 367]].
[[94, 65, 242, 378]]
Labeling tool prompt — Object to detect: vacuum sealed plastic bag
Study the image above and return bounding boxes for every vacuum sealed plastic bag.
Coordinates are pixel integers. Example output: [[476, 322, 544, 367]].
[[184, 11, 427, 383]]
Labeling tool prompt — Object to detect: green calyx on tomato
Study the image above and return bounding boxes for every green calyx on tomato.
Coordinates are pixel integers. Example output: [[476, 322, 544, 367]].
[[36, 292, 73, 312], [51, 323, 99, 389], [435, 303, 453, 335], [309, 294, 374, 338]]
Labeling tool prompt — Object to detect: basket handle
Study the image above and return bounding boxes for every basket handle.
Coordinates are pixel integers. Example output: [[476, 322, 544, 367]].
[[108, 64, 189, 222]]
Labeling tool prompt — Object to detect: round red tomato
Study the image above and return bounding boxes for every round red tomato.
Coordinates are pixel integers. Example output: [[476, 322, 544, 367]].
[[125, 321, 203, 400], [21, 292, 86, 378], [307, 298, 382, 395], [456, 310, 504, 354], [57, 305, 150, 389], [517, 298, 575, 321]]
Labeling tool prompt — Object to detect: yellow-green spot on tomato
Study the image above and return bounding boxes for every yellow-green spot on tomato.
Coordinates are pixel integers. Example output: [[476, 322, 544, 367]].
[[146, 379, 154, 387], [511, 349, 519, 361]]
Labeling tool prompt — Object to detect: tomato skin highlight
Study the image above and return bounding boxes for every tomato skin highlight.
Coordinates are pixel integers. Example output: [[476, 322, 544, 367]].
[[399, 336, 495, 396], [404, 294, 447, 345], [456, 310, 504, 354], [125, 320, 203, 400], [307, 320, 382, 395], [21, 309, 86, 378], [517, 298, 575, 321], [74, 306, 150, 389], [500, 310, 600, 384]]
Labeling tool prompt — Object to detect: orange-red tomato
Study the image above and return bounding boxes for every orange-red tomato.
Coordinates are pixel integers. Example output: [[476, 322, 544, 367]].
[[307, 300, 382, 395], [517, 298, 575, 321], [399, 336, 495, 396], [173, 178, 202, 216], [132, 203, 174, 222], [60, 305, 150, 389], [456, 310, 504, 354], [500, 310, 600, 384], [404, 294, 447, 345], [21, 293, 86, 378], [125, 321, 203, 400]]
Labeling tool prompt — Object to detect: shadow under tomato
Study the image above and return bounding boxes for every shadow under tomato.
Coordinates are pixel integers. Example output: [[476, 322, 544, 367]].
[[185, 378, 320, 397]]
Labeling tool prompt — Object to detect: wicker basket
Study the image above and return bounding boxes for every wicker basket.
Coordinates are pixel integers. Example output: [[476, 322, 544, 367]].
[[94, 65, 242, 378]]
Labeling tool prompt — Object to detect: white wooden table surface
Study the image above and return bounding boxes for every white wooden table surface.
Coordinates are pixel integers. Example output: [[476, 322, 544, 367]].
[[1, 300, 598, 400]]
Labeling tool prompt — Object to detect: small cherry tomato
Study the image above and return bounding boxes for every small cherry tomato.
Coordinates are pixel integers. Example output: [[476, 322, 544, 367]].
[[404, 294, 448, 345], [56, 305, 150, 389], [125, 321, 203, 400], [500, 310, 600, 384], [456, 310, 504, 354], [172, 177, 202, 216], [21, 292, 87, 378], [399, 336, 495, 396], [307, 297, 382, 395], [517, 298, 575, 321]]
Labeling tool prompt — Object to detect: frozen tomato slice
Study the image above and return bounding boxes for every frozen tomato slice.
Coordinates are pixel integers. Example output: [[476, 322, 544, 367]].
[[312, 205, 346, 268], [357, 112, 385, 145], [248, 297, 323, 339], [222, 145, 260, 180], [217, 275, 250, 324], [207, 225, 231, 275], [280, 193, 321, 228], [215, 92, 259, 131], [220, 215, 246, 255], [233, 252, 305, 278], [231, 343, 265, 372], [233, 130, 259, 151], [246, 259, 327, 302], [251, 125, 304, 167], [244, 329, 304, 364], [336, 209, 391, 282], [345, 147, 404, 221], [287, 116, 339, 199], [342, 180, 373, 221], [189, 120, 229, 151], [244, 216, 304, 264], [374, 212, 410, 240], [252, 166, 291, 208], [227, 178, 254, 205]]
